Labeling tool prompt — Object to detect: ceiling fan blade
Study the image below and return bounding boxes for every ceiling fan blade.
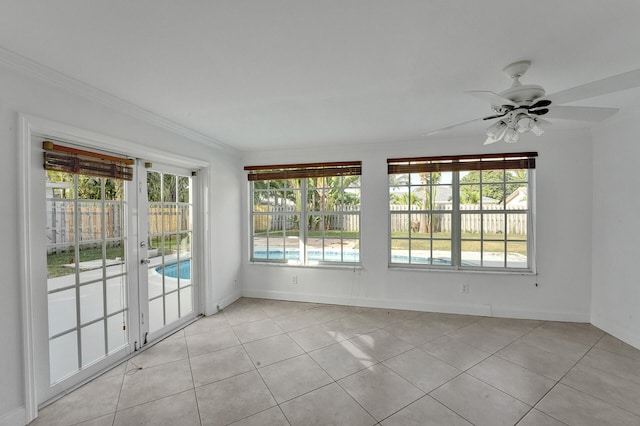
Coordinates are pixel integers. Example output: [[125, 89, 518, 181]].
[[529, 108, 549, 116], [547, 68, 640, 105], [529, 99, 552, 109], [545, 105, 619, 121], [482, 112, 508, 120], [483, 136, 501, 145], [535, 117, 552, 126], [466, 91, 518, 107], [423, 117, 486, 136]]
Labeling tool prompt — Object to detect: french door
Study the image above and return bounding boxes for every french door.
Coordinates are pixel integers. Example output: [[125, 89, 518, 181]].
[[35, 147, 199, 405], [137, 163, 197, 344], [39, 165, 133, 403]]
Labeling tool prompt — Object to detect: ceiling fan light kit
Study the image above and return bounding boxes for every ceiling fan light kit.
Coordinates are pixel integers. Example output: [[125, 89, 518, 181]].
[[429, 60, 640, 145], [483, 108, 546, 145]]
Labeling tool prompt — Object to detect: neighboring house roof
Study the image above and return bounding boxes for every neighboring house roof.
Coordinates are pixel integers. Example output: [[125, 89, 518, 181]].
[[506, 187, 528, 207]]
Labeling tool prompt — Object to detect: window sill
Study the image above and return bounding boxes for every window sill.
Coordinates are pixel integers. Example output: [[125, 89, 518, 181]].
[[248, 260, 363, 271], [388, 264, 537, 276]]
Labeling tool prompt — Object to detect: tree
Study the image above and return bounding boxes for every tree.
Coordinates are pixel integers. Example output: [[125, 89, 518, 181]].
[[390, 192, 422, 207], [307, 175, 360, 231], [459, 170, 523, 204], [418, 172, 441, 233], [47, 171, 123, 200]]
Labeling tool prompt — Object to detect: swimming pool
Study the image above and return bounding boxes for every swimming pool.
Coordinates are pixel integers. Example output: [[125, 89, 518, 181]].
[[156, 260, 191, 279], [252, 249, 456, 265]]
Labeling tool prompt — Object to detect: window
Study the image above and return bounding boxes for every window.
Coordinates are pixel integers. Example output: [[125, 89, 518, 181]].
[[388, 152, 536, 271], [246, 161, 361, 265]]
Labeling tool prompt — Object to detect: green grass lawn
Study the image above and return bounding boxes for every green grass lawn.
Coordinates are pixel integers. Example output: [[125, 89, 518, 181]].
[[255, 230, 526, 254], [255, 230, 360, 239], [47, 245, 124, 278], [391, 231, 527, 254]]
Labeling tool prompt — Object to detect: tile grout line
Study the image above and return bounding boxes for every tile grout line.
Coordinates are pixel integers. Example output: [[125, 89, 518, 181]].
[[424, 320, 551, 426], [229, 306, 292, 425], [40, 299, 640, 426], [511, 326, 608, 425], [184, 331, 204, 426]]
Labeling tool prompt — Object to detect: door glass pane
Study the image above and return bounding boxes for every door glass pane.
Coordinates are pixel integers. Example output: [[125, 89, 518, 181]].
[[147, 172, 161, 201], [47, 200, 75, 244], [178, 176, 190, 203], [165, 291, 179, 325], [147, 170, 195, 335], [107, 314, 127, 353], [80, 282, 104, 324], [46, 170, 128, 387], [105, 202, 124, 239], [48, 289, 77, 336], [106, 276, 127, 315], [78, 202, 102, 241], [149, 297, 164, 333], [163, 174, 177, 202], [81, 322, 105, 367], [47, 244, 76, 290], [178, 205, 191, 232], [180, 287, 193, 317], [178, 233, 191, 259], [50, 332, 78, 384]]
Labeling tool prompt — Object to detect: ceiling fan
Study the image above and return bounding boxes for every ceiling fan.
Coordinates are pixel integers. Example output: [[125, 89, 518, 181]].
[[427, 60, 640, 144]]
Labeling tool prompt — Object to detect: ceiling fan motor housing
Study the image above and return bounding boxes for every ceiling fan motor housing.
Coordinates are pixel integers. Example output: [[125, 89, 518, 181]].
[[499, 84, 546, 105]]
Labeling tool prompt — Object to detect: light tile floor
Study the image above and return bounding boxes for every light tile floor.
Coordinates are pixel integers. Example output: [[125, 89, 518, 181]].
[[31, 298, 640, 426]]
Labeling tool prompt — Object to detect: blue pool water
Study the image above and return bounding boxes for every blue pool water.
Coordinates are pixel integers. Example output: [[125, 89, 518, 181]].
[[253, 249, 456, 265], [157, 260, 191, 279]]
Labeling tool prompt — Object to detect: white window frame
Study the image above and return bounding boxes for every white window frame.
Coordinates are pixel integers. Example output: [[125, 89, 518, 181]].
[[388, 152, 536, 273], [246, 162, 361, 266]]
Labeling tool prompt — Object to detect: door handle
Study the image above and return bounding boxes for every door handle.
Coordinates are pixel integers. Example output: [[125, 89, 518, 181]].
[[141, 258, 151, 265]]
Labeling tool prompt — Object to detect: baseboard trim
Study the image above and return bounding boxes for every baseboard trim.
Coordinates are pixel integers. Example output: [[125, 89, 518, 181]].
[[242, 289, 589, 322], [591, 311, 640, 350], [0, 406, 26, 426], [217, 292, 242, 313]]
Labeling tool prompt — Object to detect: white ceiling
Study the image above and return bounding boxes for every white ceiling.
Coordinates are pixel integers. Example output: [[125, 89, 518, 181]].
[[2, 1, 640, 151]]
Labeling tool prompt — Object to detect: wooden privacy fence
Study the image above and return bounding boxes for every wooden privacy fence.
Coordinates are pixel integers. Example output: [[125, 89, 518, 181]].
[[46, 201, 124, 245], [391, 204, 528, 235], [254, 205, 360, 233], [47, 203, 190, 246], [147, 205, 191, 234]]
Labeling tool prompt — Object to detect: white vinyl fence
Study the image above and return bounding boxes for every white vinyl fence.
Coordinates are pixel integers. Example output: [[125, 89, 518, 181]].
[[390, 204, 527, 235], [254, 205, 360, 232]]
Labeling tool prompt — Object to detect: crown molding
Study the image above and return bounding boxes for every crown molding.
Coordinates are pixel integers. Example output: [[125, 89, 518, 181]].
[[0, 46, 238, 155]]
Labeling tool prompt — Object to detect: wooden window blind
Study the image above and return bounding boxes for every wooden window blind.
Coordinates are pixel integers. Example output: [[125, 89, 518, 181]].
[[43, 141, 134, 181], [244, 161, 361, 181], [387, 152, 537, 174]]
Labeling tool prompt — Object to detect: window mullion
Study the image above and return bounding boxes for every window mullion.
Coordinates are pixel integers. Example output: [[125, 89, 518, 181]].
[[300, 179, 307, 265], [451, 171, 461, 267], [528, 170, 536, 271]]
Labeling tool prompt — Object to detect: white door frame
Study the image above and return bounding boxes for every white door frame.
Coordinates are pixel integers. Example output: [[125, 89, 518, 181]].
[[18, 113, 210, 423]]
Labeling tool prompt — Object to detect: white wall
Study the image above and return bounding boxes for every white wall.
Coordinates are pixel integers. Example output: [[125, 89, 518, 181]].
[[0, 63, 242, 424], [241, 130, 594, 322], [591, 108, 640, 349]]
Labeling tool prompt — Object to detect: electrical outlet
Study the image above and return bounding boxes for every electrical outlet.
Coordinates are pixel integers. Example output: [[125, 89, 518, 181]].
[[292, 275, 298, 284], [460, 284, 469, 294]]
